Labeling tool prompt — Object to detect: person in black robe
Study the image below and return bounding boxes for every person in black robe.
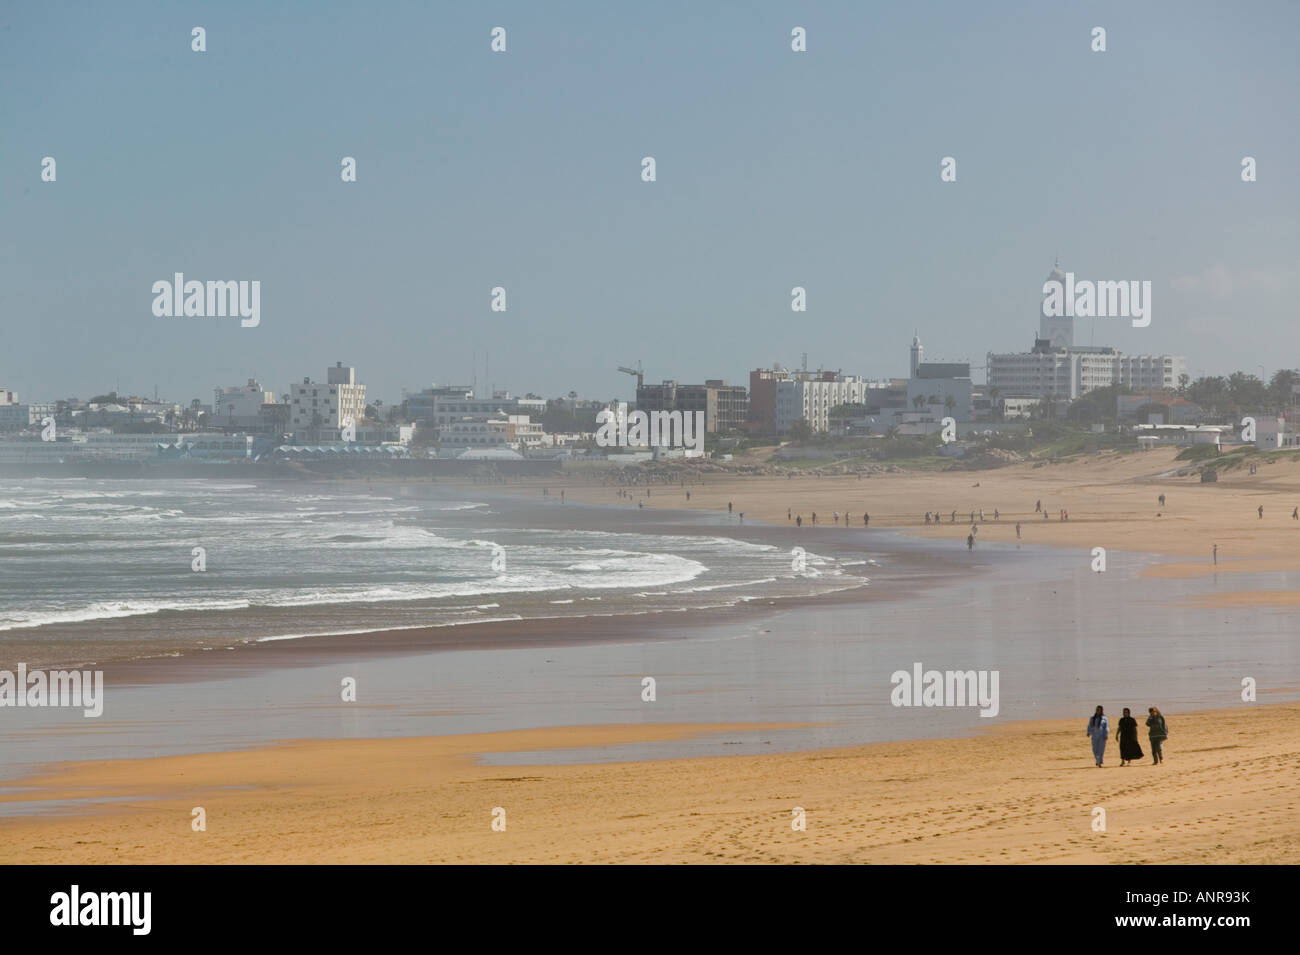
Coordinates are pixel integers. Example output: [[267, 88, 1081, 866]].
[[1117, 708, 1144, 766]]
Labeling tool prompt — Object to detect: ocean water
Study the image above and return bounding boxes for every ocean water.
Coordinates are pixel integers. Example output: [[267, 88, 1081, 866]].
[[0, 478, 865, 666]]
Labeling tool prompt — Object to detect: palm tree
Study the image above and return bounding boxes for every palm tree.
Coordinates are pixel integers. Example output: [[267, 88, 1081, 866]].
[[912, 395, 925, 411], [944, 395, 957, 416], [885, 424, 900, 440]]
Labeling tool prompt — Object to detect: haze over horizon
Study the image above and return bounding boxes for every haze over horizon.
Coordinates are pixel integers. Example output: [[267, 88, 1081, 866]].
[[4, 0, 1298, 405]]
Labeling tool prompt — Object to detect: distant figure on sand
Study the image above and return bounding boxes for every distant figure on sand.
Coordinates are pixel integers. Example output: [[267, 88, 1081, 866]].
[[1158, 494, 1166, 507], [1015, 522, 1021, 538], [1035, 499, 1042, 513], [864, 513, 869, 526], [1146, 707, 1168, 764], [950, 511, 956, 523], [833, 511, 839, 524], [1086, 705, 1109, 767], [739, 512, 743, 523], [966, 534, 974, 550], [925, 512, 931, 524], [1212, 543, 1217, 564], [788, 507, 791, 520], [796, 515, 802, 527], [1259, 505, 1264, 519], [979, 509, 984, 521], [686, 491, 691, 501], [812, 512, 817, 524], [728, 502, 733, 514], [994, 509, 999, 520], [1117, 708, 1144, 766], [1293, 507, 1297, 520]]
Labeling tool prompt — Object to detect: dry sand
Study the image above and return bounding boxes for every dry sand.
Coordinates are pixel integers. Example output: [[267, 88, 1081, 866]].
[[2, 705, 1296, 864], [548, 446, 1300, 572]]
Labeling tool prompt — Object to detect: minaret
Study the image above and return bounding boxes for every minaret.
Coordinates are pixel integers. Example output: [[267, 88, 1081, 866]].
[[1039, 260, 1073, 349], [910, 333, 923, 376]]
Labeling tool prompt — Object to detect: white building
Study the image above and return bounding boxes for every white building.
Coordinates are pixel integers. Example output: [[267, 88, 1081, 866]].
[[986, 263, 1187, 402], [215, 379, 275, 418], [774, 374, 890, 434], [1254, 417, 1300, 450], [289, 363, 367, 441], [0, 388, 17, 406]]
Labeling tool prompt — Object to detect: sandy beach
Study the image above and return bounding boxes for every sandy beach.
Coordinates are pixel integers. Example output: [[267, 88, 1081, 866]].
[[2, 703, 1296, 864], [530, 448, 1300, 571], [4, 447, 1299, 864]]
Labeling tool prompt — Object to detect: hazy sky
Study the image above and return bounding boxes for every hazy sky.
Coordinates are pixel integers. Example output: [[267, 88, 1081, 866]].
[[3, 1, 1298, 406]]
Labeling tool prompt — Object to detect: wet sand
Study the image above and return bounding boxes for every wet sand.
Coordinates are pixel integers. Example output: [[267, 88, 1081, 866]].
[[2, 704, 1295, 864]]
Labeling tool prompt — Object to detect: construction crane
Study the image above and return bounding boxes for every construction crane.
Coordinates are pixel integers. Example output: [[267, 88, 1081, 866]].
[[617, 362, 644, 391]]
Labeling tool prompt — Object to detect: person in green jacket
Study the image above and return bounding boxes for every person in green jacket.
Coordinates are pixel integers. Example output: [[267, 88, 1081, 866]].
[[1146, 707, 1169, 765]]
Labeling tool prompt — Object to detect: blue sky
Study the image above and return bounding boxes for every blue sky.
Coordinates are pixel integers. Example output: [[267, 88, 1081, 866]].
[[3, 0, 1298, 405]]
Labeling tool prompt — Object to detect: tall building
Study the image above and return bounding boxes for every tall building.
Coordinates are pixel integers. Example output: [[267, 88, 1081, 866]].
[[910, 334, 923, 376], [986, 263, 1187, 403], [289, 362, 367, 440], [1039, 260, 1073, 349]]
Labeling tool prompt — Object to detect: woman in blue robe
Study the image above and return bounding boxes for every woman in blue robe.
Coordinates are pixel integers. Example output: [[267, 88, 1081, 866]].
[[1085, 705, 1109, 767]]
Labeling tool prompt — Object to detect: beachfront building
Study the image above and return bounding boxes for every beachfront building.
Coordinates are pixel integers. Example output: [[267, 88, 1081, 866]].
[[987, 343, 1186, 402], [905, 337, 974, 421], [1116, 393, 1205, 424], [437, 413, 545, 454], [0, 388, 17, 406], [1134, 424, 1230, 450], [1253, 416, 1300, 450], [987, 262, 1187, 402], [289, 362, 367, 442], [636, 379, 748, 434], [0, 402, 57, 432], [772, 373, 887, 434], [406, 387, 538, 433], [215, 380, 275, 418]]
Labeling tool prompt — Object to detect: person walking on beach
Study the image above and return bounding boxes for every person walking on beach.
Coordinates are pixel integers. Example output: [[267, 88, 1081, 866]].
[[970, 510, 974, 523], [994, 509, 999, 521], [833, 511, 839, 524], [1086, 705, 1109, 767], [1259, 505, 1264, 519], [1293, 507, 1297, 520], [1146, 707, 1168, 764], [812, 512, 817, 524], [1158, 494, 1166, 507], [864, 513, 869, 527], [796, 515, 802, 527], [979, 509, 984, 522], [1213, 543, 1218, 564], [950, 510, 956, 523], [925, 512, 931, 524], [686, 491, 690, 501], [1015, 522, 1021, 538], [738, 512, 743, 523], [1117, 708, 1144, 766], [966, 533, 974, 550], [1035, 499, 1042, 513], [728, 501, 733, 514], [788, 507, 791, 521]]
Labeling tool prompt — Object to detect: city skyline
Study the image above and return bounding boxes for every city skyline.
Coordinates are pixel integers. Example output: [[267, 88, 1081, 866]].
[[4, 1, 1297, 404]]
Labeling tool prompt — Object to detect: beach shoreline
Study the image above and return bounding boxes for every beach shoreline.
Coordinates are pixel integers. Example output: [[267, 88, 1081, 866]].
[[2, 701, 1295, 864]]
